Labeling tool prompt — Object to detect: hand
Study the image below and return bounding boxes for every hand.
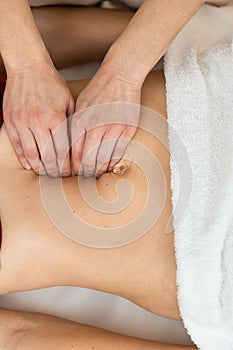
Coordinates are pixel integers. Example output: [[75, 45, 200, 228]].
[[72, 67, 142, 178], [3, 60, 75, 177]]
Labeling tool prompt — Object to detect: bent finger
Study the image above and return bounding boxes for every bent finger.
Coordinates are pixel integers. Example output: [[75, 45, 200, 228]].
[[71, 120, 86, 176], [19, 128, 44, 174], [6, 126, 31, 170], [96, 131, 121, 177], [34, 129, 58, 177], [82, 129, 104, 178], [108, 135, 130, 171], [51, 121, 71, 177]]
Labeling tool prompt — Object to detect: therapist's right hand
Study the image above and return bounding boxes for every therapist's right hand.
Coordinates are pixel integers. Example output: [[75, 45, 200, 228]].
[[3, 60, 75, 177]]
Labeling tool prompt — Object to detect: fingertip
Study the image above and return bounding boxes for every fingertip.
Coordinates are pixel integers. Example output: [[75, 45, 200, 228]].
[[23, 162, 32, 171], [62, 172, 71, 178], [38, 170, 47, 176], [108, 159, 121, 171], [60, 158, 71, 178]]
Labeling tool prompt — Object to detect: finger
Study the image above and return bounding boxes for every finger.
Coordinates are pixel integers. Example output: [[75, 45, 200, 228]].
[[6, 127, 31, 170], [108, 134, 131, 171], [82, 129, 104, 178], [95, 131, 121, 177], [34, 129, 58, 178], [71, 118, 86, 176], [51, 119, 71, 177], [19, 128, 45, 175]]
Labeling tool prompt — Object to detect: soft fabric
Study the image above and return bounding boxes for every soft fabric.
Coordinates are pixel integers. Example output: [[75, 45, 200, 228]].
[[164, 2, 233, 349]]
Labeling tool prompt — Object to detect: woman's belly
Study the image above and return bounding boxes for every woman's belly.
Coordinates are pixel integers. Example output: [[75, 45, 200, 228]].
[[0, 70, 180, 320], [0, 119, 179, 321]]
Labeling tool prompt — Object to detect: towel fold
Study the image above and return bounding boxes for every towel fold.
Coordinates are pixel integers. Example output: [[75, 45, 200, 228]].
[[164, 2, 233, 349]]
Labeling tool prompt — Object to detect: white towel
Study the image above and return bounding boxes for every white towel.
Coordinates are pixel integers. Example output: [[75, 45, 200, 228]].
[[164, 2, 233, 349]]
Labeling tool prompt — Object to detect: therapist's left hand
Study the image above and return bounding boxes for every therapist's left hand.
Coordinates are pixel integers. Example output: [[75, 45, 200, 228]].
[[71, 66, 142, 178]]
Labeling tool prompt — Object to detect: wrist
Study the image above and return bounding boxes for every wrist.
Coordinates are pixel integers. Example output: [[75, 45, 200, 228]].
[[0, 0, 52, 73], [102, 44, 148, 86], [2, 44, 52, 74]]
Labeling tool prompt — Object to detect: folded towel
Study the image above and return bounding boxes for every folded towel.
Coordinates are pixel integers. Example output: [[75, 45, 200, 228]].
[[164, 2, 233, 349]]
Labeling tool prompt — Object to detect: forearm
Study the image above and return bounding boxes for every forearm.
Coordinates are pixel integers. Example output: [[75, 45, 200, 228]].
[[0, 309, 196, 350], [0, 0, 50, 72], [103, 0, 205, 83]]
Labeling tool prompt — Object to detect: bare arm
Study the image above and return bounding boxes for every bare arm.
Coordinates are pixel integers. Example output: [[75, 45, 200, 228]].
[[73, 0, 205, 177], [0, 0, 74, 177], [0, 309, 196, 350], [0, 0, 49, 70], [103, 0, 206, 83]]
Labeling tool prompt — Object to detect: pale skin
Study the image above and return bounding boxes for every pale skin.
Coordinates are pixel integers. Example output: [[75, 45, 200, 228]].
[[0, 7, 200, 349], [0, 69, 197, 350], [0, 11, 196, 344], [0, 0, 205, 178]]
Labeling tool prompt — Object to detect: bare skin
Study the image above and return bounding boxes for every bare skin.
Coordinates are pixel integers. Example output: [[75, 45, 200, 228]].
[[0, 7, 199, 349], [0, 70, 177, 316], [0, 70, 197, 350], [0, 310, 195, 350], [0, 0, 205, 177]]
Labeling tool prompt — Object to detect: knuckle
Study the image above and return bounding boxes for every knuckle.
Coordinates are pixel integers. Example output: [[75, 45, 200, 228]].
[[6, 112, 24, 127], [13, 139, 22, 150], [50, 114, 65, 128], [30, 116, 42, 129], [24, 148, 38, 161], [72, 150, 82, 162]]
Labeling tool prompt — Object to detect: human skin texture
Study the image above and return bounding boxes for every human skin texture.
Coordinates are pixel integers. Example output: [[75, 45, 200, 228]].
[[0, 0, 205, 177], [0, 71, 178, 318], [0, 70, 197, 350]]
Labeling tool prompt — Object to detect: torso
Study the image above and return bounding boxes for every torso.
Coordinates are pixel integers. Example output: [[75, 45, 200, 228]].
[[0, 71, 180, 320]]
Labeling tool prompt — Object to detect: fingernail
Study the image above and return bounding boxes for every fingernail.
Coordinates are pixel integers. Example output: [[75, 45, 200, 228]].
[[24, 163, 31, 170], [39, 171, 47, 176], [50, 173, 59, 178], [62, 173, 70, 178]]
